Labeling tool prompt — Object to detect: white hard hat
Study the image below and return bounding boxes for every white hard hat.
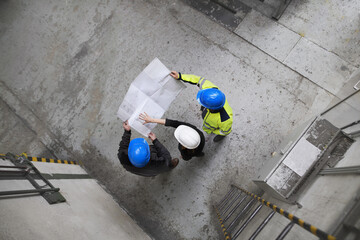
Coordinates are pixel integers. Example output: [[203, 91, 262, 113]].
[[174, 125, 201, 149]]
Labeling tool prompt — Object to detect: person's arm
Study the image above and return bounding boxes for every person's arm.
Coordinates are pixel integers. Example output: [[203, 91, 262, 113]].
[[140, 114, 195, 130], [148, 132, 171, 163], [170, 71, 218, 90], [170, 71, 201, 86], [119, 130, 131, 150], [165, 119, 197, 129], [118, 121, 132, 163], [152, 139, 172, 162], [139, 112, 165, 125]]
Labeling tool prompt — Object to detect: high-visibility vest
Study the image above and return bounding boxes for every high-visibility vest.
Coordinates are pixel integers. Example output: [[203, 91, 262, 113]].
[[179, 74, 233, 136]]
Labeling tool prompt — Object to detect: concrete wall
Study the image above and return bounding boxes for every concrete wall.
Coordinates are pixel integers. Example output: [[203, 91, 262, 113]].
[[0, 159, 152, 240]]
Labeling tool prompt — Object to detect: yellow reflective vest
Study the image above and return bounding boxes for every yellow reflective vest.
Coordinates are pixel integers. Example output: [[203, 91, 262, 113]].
[[179, 73, 233, 136]]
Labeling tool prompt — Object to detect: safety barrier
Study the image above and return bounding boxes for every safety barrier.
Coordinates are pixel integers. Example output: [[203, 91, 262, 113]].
[[214, 185, 336, 240]]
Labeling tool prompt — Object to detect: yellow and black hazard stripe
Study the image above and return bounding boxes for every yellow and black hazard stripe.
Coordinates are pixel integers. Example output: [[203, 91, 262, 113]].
[[0, 153, 78, 165], [27, 156, 78, 165], [215, 206, 231, 240], [232, 185, 336, 240]]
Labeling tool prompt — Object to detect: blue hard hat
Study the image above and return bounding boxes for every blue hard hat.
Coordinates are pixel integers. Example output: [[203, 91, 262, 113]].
[[196, 88, 226, 110], [128, 138, 150, 168]]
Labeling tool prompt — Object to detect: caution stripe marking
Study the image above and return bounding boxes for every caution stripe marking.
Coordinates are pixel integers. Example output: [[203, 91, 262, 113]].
[[232, 185, 336, 240], [0, 153, 78, 166], [28, 156, 77, 165]]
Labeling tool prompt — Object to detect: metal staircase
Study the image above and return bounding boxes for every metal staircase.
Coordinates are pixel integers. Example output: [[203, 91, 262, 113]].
[[215, 185, 336, 240]]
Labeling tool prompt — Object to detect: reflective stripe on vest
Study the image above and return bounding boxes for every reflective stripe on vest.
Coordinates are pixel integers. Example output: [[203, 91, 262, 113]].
[[220, 127, 232, 135], [203, 112, 218, 130], [199, 77, 206, 89]]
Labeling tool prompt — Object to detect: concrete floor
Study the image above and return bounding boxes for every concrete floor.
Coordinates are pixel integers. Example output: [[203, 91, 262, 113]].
[[1, 0, 359, 239]]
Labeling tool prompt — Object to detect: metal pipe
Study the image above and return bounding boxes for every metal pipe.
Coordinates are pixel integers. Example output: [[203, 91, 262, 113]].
[[321, 89, 360, 116], [4, 154, 50, 192], [340, 119, 360, 130], [214, 206, 231, 240], [276, 222, 295, 240], [0, 170, 28, 174], [8, 154, 56, 189], [0, 173, 92, 180], [218, 187, 236, 209], [224, 195, 248, 222], [232, 204, 263, 239], [25, 173, 43, 190], [27, 161, 56, 189], [319, 166, 360, 175], [219, 188, 236, 210], [349, 130, 360, 138], [248, 211, 276, 240], [228, 199, 255, 233], [0, 188, 60, 196], [219, 189, 238, 211], [231, 185, 336, 240], [221, 192, 242, 215], [0, 165, 28, 169]]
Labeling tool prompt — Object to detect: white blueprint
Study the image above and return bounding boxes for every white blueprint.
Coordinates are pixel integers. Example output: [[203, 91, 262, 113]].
[[117, 58, 186, 136]]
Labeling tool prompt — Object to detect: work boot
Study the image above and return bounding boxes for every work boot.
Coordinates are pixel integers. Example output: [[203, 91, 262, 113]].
[[170, 158, 179, 168], [213, 135, 226, 142]]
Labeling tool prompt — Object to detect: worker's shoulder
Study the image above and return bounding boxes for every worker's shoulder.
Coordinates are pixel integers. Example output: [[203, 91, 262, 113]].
[[224, 100, 233, 113], [219, 108, 230, 122]]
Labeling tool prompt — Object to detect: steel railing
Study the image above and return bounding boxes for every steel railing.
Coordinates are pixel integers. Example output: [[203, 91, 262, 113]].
[[215, 185, 336, 240]]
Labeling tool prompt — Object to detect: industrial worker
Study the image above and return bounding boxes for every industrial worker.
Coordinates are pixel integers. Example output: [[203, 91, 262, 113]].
[[139, 112, 205, 161], [118, 121, 178, 177], [170, 71, 233, 142]]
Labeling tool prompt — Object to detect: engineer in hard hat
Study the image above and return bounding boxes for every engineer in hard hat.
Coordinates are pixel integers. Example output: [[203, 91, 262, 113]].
[[139, 112, 205, 160], [170, 71, 233, 142], [117, 120, 179, 177]]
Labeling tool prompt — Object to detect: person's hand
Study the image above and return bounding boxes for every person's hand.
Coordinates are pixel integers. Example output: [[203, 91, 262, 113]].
[[123, 120, 131, 131], [148, 132, 157, 141], [170, 71, 179, 80], [139, 112, 153, 124]]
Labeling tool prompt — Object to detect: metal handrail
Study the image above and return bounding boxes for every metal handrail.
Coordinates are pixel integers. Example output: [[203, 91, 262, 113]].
[[0, 153, 66, 204], [215, 207, 231, 240], [320, 89, 359, 116], [231, 185, 336, 240]]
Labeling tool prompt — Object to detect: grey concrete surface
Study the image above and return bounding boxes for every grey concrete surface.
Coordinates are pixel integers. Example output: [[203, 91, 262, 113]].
[[234, 10, 301, 62], [279, 0, 360, 67], [0, 0, 358, 239], [283, 38, 355, 95]]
